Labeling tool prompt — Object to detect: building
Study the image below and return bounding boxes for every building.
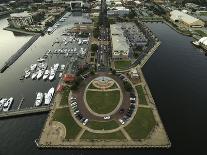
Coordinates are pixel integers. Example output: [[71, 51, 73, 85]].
[[7, 11, 33, 28], [110, 24, 130, 60], [170, 10, 205, 28], [107, 6, 129, 17], [129, 68, 139, 79], [185, 3, 199, 11]]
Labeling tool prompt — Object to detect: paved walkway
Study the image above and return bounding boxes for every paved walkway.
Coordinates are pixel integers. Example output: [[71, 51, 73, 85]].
[[120, 128, 132, 141]]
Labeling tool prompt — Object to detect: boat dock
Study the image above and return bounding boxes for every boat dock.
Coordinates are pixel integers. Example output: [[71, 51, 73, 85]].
[[0, 34, 41, 73], [0, 106, 51, 118]]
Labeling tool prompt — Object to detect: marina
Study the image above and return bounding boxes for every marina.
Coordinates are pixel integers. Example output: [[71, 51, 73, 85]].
[[0, 12, 91, 114]]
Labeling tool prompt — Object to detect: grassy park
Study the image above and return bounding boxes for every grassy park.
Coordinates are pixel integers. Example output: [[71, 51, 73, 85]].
[[114, 60, 131, 70], [59, 86, 70, 106], [81, 131, 125, 140], [53, 108, 81, 139], [86, 90, 120, 114], [136, 85, 148, 105], [125, 107, 156, 139], [87, 120, 119, 130]]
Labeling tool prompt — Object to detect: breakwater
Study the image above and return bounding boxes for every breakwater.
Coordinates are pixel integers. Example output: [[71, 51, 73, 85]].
[[0, 33, 40, 73]]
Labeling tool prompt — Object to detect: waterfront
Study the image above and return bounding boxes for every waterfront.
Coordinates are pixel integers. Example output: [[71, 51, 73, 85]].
[[0, 13, 90, 110], [0, 18, 32, 67], [0, 20, 207, 155]]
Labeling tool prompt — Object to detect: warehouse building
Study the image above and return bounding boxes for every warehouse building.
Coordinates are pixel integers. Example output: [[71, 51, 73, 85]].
[[170, 10, 205, 28], [7, 11, 33, 28], [110, 24, 130, 60]]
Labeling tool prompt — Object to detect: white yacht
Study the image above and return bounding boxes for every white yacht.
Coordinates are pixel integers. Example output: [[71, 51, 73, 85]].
[[44, 87, 55, 105], [53, 64, 59, 70], [43, 70, 50, 80], [25, 70, 31, 78], [35, 92, 43, 107], [37, 58, 45, 62], [49, 69, 55, 81], [192, 41, 200, 47], [61, 64, 65, 70], [30, 64, 37, 71], [37, 70, 44, 79], [31, 71, 38, 79], [59, 73, 63, 78], [3, 97, 13, 112], [0, 98, 7, 111]]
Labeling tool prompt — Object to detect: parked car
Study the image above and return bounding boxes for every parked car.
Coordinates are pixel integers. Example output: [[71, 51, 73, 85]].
[[119, 118, 125, 125], [103, 116, 110, 120]]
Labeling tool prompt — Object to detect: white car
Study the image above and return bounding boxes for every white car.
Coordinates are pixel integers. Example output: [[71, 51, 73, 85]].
[[71, 102, 77, 106], [70, 97, 76, 100], [74, 110, 79, 115], [104, 116, 110, 120], [119, 119, 125, 125], [130, 97, 136, 101], [83, 119, 88, 125]]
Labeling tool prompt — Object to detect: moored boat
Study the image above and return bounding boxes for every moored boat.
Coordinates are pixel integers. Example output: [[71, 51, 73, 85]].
[[0, 98, 7, 111], [31, 72, 38, 79], [30, 64, 37, 71], [37, 70, 44, 79], [43, 70, 50, 80], [49, 69, 55, 81], [3, 97, 13, 112], [192, 41, 200, 47], [25, 70, 31, 78], [53, 63, 59, 70], [35, 92, 43, 107], [44, 87, 55, 105], [37, 58, 45, 62]]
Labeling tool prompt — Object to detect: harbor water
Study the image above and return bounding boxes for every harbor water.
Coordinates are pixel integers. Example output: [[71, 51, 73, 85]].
[[0, 18, 207, 155]]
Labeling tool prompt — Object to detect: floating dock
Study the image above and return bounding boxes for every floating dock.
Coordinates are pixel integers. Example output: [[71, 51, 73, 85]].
[[0, 106, 51, 118]]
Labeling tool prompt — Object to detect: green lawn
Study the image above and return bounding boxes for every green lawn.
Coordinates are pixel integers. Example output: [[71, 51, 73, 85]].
[[87, 120, 119, 130], [59, 86, 70, 106], [81, 130, 125, 140], [114, 60, 131, 70], [53, 108, 81, 139], [194, 30, 207, 37], [86, 90, 120, 114], [125, 107, 156, 140], [136, 85, 148, 105]]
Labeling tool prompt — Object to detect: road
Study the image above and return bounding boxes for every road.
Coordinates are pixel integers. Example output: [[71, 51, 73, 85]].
[[96, 0, 111, 72]]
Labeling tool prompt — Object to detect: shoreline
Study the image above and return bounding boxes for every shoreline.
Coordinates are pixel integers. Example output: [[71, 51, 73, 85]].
[[3, 27, 40, 35]]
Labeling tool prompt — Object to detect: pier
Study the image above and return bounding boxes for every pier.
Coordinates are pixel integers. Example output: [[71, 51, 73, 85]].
[[0, 106, 51, 118], [0, 34, 41, 73]]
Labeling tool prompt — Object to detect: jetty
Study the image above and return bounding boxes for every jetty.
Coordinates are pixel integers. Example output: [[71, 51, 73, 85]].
[[0, 106, 51, 118], [0, 34, 40, 73]]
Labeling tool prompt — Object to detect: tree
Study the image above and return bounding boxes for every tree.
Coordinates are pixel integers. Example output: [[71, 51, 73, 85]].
[[93, 28, 100, 38], [111, 69, 116, 75], [128, 9, 136, 19], [91, 44, 98, 52], [123, 81, 132, 92]]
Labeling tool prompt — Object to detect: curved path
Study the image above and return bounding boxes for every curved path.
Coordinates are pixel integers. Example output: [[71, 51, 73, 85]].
[[68, 72, 139, 134], [71, 72, 132, 121]]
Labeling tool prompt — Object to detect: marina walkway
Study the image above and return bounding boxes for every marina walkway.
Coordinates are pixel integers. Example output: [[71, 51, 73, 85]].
[[0, 106, 51, 118]]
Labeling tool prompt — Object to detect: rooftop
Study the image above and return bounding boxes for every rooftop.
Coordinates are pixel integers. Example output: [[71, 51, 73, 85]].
[[10, 11, 31, 17]]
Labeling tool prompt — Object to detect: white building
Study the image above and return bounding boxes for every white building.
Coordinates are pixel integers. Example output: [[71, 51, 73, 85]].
[[170, 10, 205, 28], [198, 37, 207, 46], [110, 24, 130, 60], [8, 11, 33, 28], [107, 6, 129, 17]]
